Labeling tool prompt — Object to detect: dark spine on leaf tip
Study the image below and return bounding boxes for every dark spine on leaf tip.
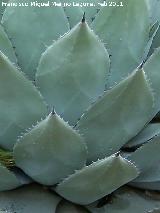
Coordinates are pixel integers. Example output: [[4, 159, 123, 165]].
[[51, 107, 56, 115], [115, 151, 120, 157], [82, 12, 86, 23]]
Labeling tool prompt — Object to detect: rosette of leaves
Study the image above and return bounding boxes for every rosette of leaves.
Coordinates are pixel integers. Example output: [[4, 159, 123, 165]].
[[0, 0, 160, 212]]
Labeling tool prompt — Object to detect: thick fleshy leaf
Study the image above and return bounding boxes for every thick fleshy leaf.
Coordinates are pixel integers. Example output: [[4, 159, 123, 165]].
[[56, 200, 89, 213], [55, 154, 138, 205], [0, 148, 32, 191], [0, 24, 16, 63], [62, 0, 101, 28], [144, 22, 159, 59], [14, 112, 87, 185], [92, 0, 150, 87], [87, 186, 160, 213], [2, 0, 69, 79], [128, 135, 160, 182], [147, 24, 160, 57], [0, 184, 61, 213], [76, 69, 154, 162], [0, 52, 47, 150], [144, 48, 160, 117], [36, 20, 110, 125], [145, 0, 160, 24], [0, 164, 21, 191], [130, 181, 160, 191], [125, 123, 160, 148]]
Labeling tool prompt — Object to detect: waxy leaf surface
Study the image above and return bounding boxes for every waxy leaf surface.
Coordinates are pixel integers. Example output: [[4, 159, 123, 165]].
[[14, 112, 87, 185], [62, 0, 101, 28], [130, 180, 160, 191], [55, 154, 138, 205], [0, 184, 61, 213], [0, 52, 47, 150], [36, 21, 110, 125], [56, 200, 89, 213], [77, 70, 154, 162], [145, 0, 160, 24], [92, 0, 150, 87], [87, 186, 160, 213], [128, 135, 160, 182], [2, 0, 69, 79], [0, 164, 21, 191], [125, 123, 160, 148], [0, 24, 16, 63], [144, 48, 160, 117]]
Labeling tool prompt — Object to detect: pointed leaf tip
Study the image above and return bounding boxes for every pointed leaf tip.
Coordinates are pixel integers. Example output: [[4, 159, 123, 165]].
[[51, 107, 56, 115], [0, 52, 47, 150], [91, 0, 150, 87], [81, 12, 85, 23], [76, 69, 154, 162], [36, 18, 110, 125], [14, 113, 87, 185], [55, 155, 138, 205], [115, 151, 121, 157], [2, 1, 69, 79]]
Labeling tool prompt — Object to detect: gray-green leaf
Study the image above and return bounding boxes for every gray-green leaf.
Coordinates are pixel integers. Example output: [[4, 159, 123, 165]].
[[62, 0, 101, 28], [0, 52, 47, 150], [36, 20, 110, 125], [87, 186, 160, 213], [55, 154, 138, 205], [128, 135, 160, 182], [76, 69, 154, 162], [0, 24, 16, 63], [2, 0, 69, 79], [144, 47, 160, 117], [0, 184, 61, 213], [56, 200, 89, 213], [92, 0, 150, 87], [14, 112, 87, 185], [0, 164, 21, 191], [125, 123, 160, 148]]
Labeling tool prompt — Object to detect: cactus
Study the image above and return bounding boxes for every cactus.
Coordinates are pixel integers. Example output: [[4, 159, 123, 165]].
[[0, 0, 160, 212]]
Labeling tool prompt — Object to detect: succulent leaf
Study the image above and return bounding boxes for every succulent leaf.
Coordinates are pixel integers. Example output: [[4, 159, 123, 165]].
[[92, 0, 150, 87], [0, 52, 47, 150], [36, 21, 110, 125], [76, 69, 154, 162], [130, 181, 160, 191], [124, 123, 160, 148], [146, 23, 160, 57], [56, 200, 89, 213], [14, 112, 87, 185], [144, 48, 160, 117], [62, 0, 101, 28], [55, 154, 138, 205], [143, 22, 159, 60], [0, 184, 61, 213], [1, 0, 69, 79], [0, 164, 21, 191], [0, 24, 16, 63], [87, 186, 160, 213], [0, 148, 31, 192], [145, 0, 160, 25], [128, 135, 160, 182]]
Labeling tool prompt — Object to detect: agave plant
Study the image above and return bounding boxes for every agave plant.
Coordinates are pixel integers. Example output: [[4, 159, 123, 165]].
[[0, 0, 160, 212]]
